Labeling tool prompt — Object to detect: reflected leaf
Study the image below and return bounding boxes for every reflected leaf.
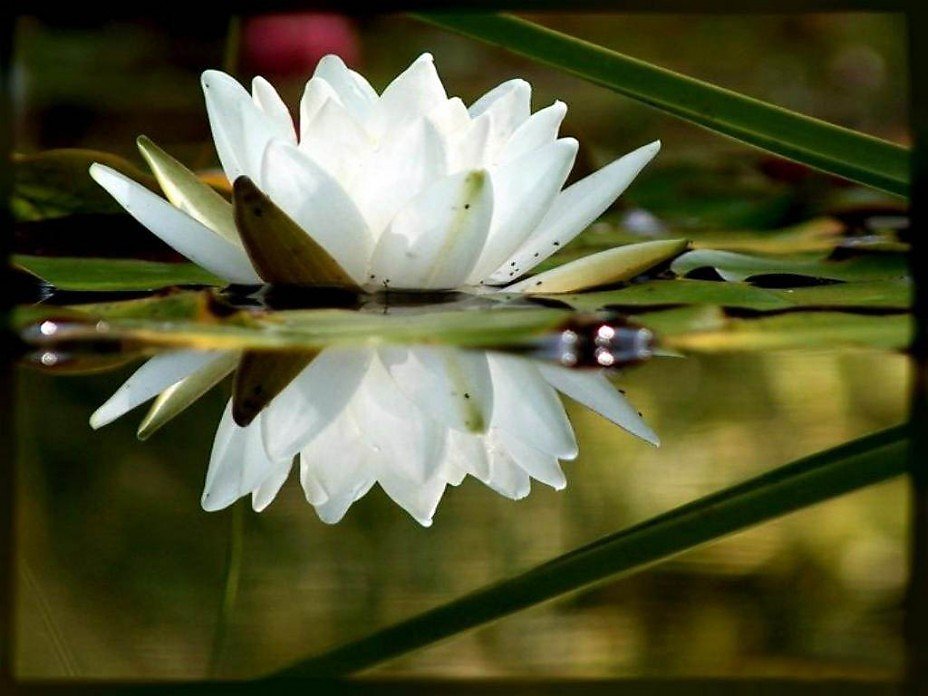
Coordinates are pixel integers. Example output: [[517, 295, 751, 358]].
[[662, 311, 910, 352]]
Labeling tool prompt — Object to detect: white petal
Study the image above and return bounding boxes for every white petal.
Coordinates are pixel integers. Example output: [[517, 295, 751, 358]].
[[312, 54, 378, 124], [371, 53, 447, 138], [201, 70, 293, 184], [298, 97, 372, 185], [499, 101, 567, 164], [261, 347, 372, 460], [379, 347, 494, 433], [480, 431, 531, 500], [497, 430, 566, 490], [299, 76, 340, 139], [368, 169, 493, 289], [300, 414, 376, 523], [467, 139, 577, 284], [352, 118, 447, 237], [490, 140, 660, 282], [352, 357, 446, 484], [427, 97, 471, 140], [251, 458, 293, 512], [469, 79, 531, 160], [261, 141, 373, 284], [487, 353, 578, 459], [539, 364, 659, 446], [443, 429, 490, 482], [251, 76, 296, 142], [376, 472, 447, 527], [90, 350, 225, 429], [89, 164, 260, 284], [202, 404, 286, 512], [452, 113, 492, 172]]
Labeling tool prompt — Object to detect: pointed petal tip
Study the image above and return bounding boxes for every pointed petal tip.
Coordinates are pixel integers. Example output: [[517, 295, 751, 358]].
[[201, 491, 229, 512], [88, 410, 108, 430]]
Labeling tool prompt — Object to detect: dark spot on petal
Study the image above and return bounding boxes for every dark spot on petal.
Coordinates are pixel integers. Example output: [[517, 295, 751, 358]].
[[464, 204, 471, 209], [553, 241, 560, 246], [464, 393, 471, 399]]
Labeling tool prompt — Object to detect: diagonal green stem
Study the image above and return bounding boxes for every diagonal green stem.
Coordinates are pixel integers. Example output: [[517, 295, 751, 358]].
[[269, 424, 908, 678], [414, 13, 909, 198]]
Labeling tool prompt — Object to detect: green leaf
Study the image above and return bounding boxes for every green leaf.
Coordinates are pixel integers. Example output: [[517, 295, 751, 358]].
[[14, 255, 223, 291], [558, 277, 912, 312], [12, 148, 158, 221], [557, 278, 791, 312], [507, 239, 688, 294], [271, 425, 907, 677], [671, 249, 909, 282], [415, 13, 909, 197]]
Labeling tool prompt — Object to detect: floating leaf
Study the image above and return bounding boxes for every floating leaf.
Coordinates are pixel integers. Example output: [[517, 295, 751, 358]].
[[557, 277, 911, 312], [416, 13, 909, 197], [138, 352, 239, 439], [507, 239, 688, 294], [231, 351, 317, 427], [12, 149, 158, 221], [557, 279, 790, 312], [14, 255, 222, 291], [671, 249, 909, 283], [232, 177, 361, 289], [137, 135, 239, 245]]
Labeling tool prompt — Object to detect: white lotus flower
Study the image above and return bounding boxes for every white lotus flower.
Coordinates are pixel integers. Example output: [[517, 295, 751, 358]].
[[88, 53, 660, 291], [91, 346, 658, 526]]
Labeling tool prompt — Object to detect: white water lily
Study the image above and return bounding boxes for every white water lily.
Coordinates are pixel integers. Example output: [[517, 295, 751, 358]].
[[89, 53, 660, 291], [91, 346, 658, 526]]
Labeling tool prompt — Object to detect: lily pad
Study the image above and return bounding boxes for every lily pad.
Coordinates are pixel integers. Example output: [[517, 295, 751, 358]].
[[13, 149, 157, 221], [671, 249, 909, 283], [556, 277, 912, 312], [13, 255, 223, 291]]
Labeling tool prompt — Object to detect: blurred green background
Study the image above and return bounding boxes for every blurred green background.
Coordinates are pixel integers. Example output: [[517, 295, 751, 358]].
[[11, 11, 910, 681]]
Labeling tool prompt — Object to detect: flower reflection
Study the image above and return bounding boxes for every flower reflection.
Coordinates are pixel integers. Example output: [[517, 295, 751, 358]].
[[92, 346, 657, 526]]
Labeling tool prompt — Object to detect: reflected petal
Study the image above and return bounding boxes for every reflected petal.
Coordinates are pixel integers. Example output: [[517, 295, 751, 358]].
[[91, 350, 227, 429], [488, 353, 578, 459], [539, 364, 660, 446]]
